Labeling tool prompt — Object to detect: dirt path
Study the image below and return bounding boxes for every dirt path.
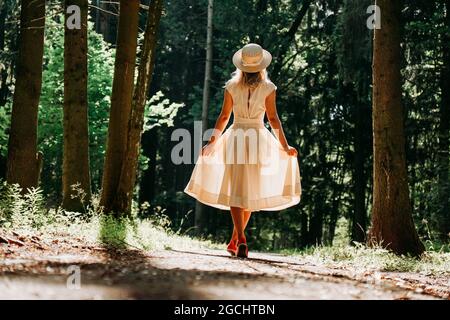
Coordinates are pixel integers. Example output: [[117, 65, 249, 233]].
[[0, 234, 449, 300]]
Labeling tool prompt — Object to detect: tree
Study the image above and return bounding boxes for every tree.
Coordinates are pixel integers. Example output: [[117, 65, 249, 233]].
[[337, 0, 373, 243], [113, 0, 164, 213], [368, 0, 424, 256], [37, 16, 114, 198], [0, 0, 8, 105], [194, 0, 213, 233], [100, 0, 140, 214], [62, 0, 91, 211], [6, 0, 46, 191], [437, 0, 450, 241], [94, 0, 117, 44]]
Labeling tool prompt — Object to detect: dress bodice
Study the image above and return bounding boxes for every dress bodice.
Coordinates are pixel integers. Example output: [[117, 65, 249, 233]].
[[225, 79, 277, 122]]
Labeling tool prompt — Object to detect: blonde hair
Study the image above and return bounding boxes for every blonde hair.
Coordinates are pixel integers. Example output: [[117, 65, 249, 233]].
[[225, 68, 269, 89]]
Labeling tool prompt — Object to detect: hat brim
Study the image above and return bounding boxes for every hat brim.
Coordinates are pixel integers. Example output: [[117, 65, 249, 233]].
[[232, 48, 272, 73]]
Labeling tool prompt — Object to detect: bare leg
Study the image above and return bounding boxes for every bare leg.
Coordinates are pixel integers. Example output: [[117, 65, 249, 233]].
[[230, 206, 247, 242], [231, 209, 251, 242]]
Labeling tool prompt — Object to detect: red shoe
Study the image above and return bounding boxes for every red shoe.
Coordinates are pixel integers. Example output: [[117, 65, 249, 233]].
[[236, 238, 248, 258], [226, 240, 237, 256]]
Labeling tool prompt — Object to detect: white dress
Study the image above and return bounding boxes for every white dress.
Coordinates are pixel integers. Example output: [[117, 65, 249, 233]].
[[184, 79, 301, 212]]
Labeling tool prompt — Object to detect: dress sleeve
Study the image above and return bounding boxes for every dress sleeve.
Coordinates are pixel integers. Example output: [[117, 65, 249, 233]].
[[225, 80, 234, 94], [266, 81, 277, 95]]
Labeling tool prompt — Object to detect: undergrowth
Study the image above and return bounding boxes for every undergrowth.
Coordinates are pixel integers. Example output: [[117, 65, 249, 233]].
[[279, 242, 450, 275], [0, 181, 220, 252]]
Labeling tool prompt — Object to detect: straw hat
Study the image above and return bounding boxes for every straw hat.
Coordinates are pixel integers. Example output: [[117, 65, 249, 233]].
[[232, 43, 272, 73]]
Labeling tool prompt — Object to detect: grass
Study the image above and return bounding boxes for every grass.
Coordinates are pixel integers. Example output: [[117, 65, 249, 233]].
[[0, 181, 222, 253], [275, 217, 450, 275], [278, 244, 450, 275]]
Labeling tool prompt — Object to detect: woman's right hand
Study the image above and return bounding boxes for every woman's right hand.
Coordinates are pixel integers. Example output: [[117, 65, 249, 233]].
[[202, 142, 215, 156]]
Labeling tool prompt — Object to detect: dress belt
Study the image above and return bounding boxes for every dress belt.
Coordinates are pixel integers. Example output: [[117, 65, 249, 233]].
[[232, 117, 264, 126]]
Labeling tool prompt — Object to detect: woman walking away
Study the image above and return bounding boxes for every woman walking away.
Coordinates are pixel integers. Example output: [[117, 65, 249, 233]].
[[185, 43, 301, 258]]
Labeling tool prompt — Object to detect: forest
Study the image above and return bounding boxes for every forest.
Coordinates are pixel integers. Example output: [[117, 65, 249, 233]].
[[0, 0, 449, 300]]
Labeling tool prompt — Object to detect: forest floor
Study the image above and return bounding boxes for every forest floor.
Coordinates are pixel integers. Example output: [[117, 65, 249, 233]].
[[0, 226, 449, 300]]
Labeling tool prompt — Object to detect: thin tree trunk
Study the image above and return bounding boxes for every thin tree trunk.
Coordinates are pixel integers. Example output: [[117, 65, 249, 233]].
[[94, 0, 100, 31], [194, 0, 213, 234], [351, 100, 367, 243], [6, 0, 46, 191], [139, 128, 158, 208], [437, 0, 450, 241], [97, 0, 115, 43], [100, 0, 140, 214], [62, 0, 91, 212], [0, 0, 8, 106], [0, 0, 6, 58], [309, 206, 323, 246], [368, 0, 424, 256], [113, 0, 163, 214]]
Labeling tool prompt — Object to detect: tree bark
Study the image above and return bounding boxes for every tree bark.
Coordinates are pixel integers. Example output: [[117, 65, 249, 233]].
[[100, 0, 140, 214], [96, 0, 116, 44], [6, 0, 46, 191], [437, 0, 450, 241], [368, 0, 424, 256], [338, 0, 372, 244], [113, 0, 163, 214], [139, 128, 158, 208], [195, 0, 213, 234], [62, 0, 91, 212], [351, 100, 367, 243], [0, 0, 6, 58], [0, 0, 7, 106]]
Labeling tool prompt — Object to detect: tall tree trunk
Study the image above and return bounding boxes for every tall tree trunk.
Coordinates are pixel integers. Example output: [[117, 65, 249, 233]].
[[308, 205, 323, 245], [0, 0, 7, 105], [100, 0, 140, 214], [139, 128, 158, 209], [194, 0, 213, 234], [6, 0, 46, 191], [62, 0, 91, 212], [351, 100, 367, 243], [368, 0, 424, 256], [0, 0, 5, 49], [339, 0, 372, 244], [437, 0, 450, 241], [96, 0, 116, 44], [113, 0, 163, 214]]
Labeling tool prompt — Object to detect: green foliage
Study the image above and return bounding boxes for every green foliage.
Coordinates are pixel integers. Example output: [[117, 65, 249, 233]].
[[144, 91, 184, 131], [99, 215, 128, 248], [0, 181, 48, 229], [37, 14, 184, 200]]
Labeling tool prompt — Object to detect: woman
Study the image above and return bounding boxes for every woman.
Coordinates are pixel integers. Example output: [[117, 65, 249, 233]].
[[184, 43, 301, 258]]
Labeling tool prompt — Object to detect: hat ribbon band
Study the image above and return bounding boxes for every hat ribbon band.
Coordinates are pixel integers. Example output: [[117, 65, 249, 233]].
[[242, 55, 264, 66]]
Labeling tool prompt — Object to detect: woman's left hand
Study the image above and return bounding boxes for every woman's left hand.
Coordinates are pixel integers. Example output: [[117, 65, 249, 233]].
[[284, 146, 298, 157]]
